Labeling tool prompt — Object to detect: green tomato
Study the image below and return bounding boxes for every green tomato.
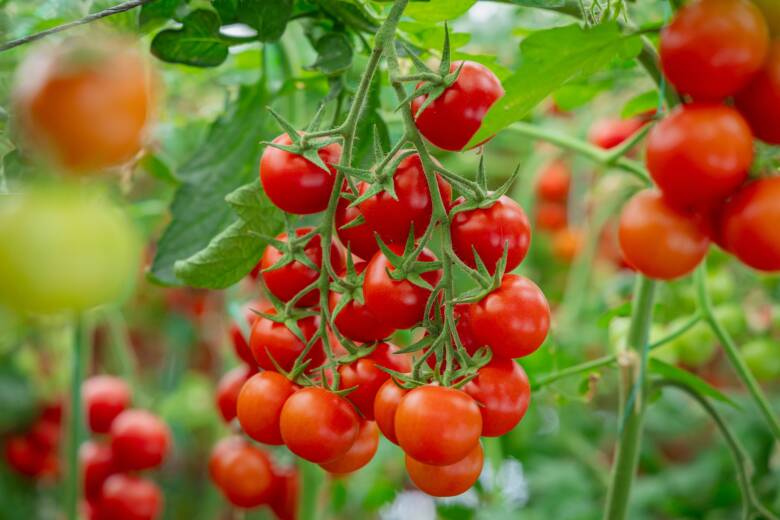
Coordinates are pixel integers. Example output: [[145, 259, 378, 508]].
[[0, 184, 140, 313], [707, 270, 736, 306], [713, 304, 747, 340], [670, 321, 717, 367], [159, 374, 217, 431], [742, 338, 780, 382]]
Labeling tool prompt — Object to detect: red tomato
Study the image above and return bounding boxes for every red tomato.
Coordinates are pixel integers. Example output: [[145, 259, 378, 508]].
[[588, 117, 646, 149], [260, 133, 341, 214], [97, 474, 162, 520], [230, 302, 261, 366], [358, 154, 452, 246], [719, 177, 780, 271], [535, 201, 568, 232], [373, 379, 407, 444], [249, 311, 324, 373], [469, 274, 550, 358], [329, 262, 395, 342], [208, 436, 246, 486], [660, 0, 769, 100], [464, 358, 531, 437], [405, 443, 483, 497], [83, 375, 132, 434], [536, 159, 571, 203], [216, 365, 253, 423], [412, 61, 504, 151], [363, 246, 442, 330], [335, 193, 379, 261], [28, 414, 60, 451], [218, 443, 276, 508], [552, 227, 584, 263], [236, 371, 295, 445], [80, 440, 115, 500], [450, 195, 531, 274], [109, 410, 171, 472], [338, 343, 410, 420], [280, 387, 359, 463], [4, 434, 48, 477], [261, 227, 344, 307], [735, 40, 780, 145], [269, 465, 299, 520], [320, 420, 379, 474], [395, 386, 482, 466], [618, 190, 710, 280]]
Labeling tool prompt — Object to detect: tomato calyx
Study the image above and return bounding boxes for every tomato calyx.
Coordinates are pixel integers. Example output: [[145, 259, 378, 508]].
[[339, 148, 418, 208], [262, 107, 343, 174], [374, 232, 442, 290]]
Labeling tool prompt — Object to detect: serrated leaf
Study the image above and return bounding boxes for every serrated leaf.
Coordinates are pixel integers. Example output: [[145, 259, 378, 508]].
[[405, 0, 476, 23], [307, 33, 353, 76], [237, 0, 292, 41], [650, 359, 738, 408], [150, 10, 229, 67], [621, 89, 660, 119]]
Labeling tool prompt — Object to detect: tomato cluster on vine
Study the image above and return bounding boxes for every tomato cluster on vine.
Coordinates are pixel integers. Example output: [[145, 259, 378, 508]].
[[3, 401, 62, 480]]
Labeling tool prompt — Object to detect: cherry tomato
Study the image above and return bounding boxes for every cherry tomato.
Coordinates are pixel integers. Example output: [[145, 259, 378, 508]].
[[535, 201, 568, 232], [373, 379, 407, 445], [269, 465, 299, 520], [261, 228, 344, 307], [735, 41, 780, 145], [80, 440, 115, 500], [536, 159, 571, 203], [260, 133, 341, 214], [320, 420, 379, 474], [236, 371, 295, 445], [469, 274, 550, 359], [28, 413, 61, 451], [450, 195, 531, 274], [229, 304, 259, 366], [249, 311, 324, 372], [742, 338, 780, 381], [217, 443, 276, 508], [363, 246, 442, 330], [208, 436, 246, 486], [330, 262, 396, 343], [619, 190, 710, 279], [110, 409, 171, 472], [4, 434, 48, 477], [463, 358, 531, 437], [406, 442, 483, 497], [412, 61, 503, 151], [335, 192, 379, 261], [552, 227, 584, 263], [83, 375, 132, 434], [358, 154, 452, 245], [338, 343, 410, 420], [719, 177, 780, 271], [588, 117, 646, 150], [660, 0, 769, 100], [279, 387, 359, 463], [97, 474, 162, 520], [395, 385, 481, 466], [216, 365, 253, 423]]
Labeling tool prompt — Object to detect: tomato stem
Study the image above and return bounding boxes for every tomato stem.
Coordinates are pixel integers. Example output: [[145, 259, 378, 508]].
[[65, 314, 90, 520]]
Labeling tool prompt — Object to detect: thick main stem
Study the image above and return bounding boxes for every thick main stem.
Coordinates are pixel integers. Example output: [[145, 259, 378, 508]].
[[65, 315, 89, 520]]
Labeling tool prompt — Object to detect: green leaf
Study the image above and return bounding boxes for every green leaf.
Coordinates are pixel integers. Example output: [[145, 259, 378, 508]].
[[352, 74, 389, 168], [236, 0, 293, 42], [405, 0, 476, 23], [553, 79, 613, 111], [307, 33, 354, 76], [467, 22, 643, 147], [137, 153, 179, 185], [138, 0, 185, 30], [649, 359, 738, 408], [621, 89, 659, 119], [150, 10, 229, 67], [213, 0, 239, 24]]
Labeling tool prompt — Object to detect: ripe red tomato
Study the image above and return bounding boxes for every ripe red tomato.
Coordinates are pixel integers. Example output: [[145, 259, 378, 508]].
[[618, 190, 710, 280], [405, 442, 483, 497], [535, 201, 568, 232], [646, 104, 753, 209], [269, 465, 299, 520], [660, 0, 769, 100], [329, 262, 396, 342], [363, 246, 442, 330], [320, 420, 379, 474], [536, 159, 571, 202], [588, 117, 647, 150], [373, 379, 407, 445], [216, 365, 253, 423], [98, 474, 162, 520], [249, 311, 324, 372], [735, 40, 780, 145], [82, 376, 132, 435], [464, 358, 531, 437], [208, 436, 245, 486], [229, 302, 261, 366], [109, 409, 171, 472], [395, 386, 482, 466], [335, 191, 379, 261], [338, 343, 410, 419], [217, 443, 276, 508], [261, 228, 344, 307], [412, 61, 503, 151], [28, 413, 61, 451], [358, 154, 452, 246], [719, 177, 780, 271], [80, 440, 115, 500], [260, 133, 341, 214], [469, 274, 550, 358], [450, 195, 531, 274], [236, 371, 295, 445], [4, 434, 48, 477]]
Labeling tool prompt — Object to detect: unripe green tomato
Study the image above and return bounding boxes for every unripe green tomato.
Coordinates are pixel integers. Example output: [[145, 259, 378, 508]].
[[713, 304, 747, 340], [707, 270, 736, 306], [670, 321, 717, 367], [741, 338, 780, 382], [0, 184, 140, 313]]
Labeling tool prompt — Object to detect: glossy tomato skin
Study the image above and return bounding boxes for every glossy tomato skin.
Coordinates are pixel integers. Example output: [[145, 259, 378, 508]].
[[335, 194, 379, 261], [469, 275, 550, 359], [619, 190, 710, 280], [216, 365, 253, 423], [364, 247, 442, 330], [217, 443, 276, 509], [464, 358, 531, 437], [80, 440, 115, 500], [236, 371, 295, 445], [109, 410, 171, 472], [406, 443, 483, 498], [269, 465, 299, 520], [330, 262, 395, 342], [588, 117, 646, 150], [229, 303, 260, 366], [373, 380, 407, 445], [536, 159, 571, 202], [719, 177, 780, 271], [395, 386, 482, 466], [646, 104, 753, 209], [320, 420, 379, 474], [338, 343, 410, 420], [735, 41, 780, 145], [450, 195, 531, 274], [412, 61, 503, 151], [208, 436, 245, 486], [97, 474, 162, 520], [260, 133, 341, 214], [83, 376, 131, 435], [249, 311, 324, 373], [660, 0, 769, 100], [279, 387, 359, 464]]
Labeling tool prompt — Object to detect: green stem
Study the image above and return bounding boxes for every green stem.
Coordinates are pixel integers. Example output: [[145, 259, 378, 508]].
[[65, 315, 90, 520]]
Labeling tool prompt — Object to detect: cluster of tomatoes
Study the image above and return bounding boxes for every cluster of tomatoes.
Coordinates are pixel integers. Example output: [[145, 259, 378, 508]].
[[534, 158, 585, 262], [3, 402, 62, 479], [619, 0, 780, 280]]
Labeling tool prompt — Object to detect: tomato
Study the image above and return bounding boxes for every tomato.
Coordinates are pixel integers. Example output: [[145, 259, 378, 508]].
[[660, 0, 769, 100], [261, 228, 343, 307], [588, 117, 646, 150], [320, 420, 379, 474], [463, 358, 531, 437], [260, 133, 341, 214], [405, 442, 483, 497], [450, 195, 530, 274], [208, 436, 246, 486], [249, 311, 324, 372], [97, 474, 162, 520], [363, 246, 442, 330], [13, 37, 155, 173], [335, 192, 379, 261], [236, 371, 295, 445], [412, 61, 503, 151], [83, 375, 132, 434], [269, 465, 299, 520], [28, 411, 61, 451], [719, 177, 780, 271], [535, 201, 568, 232], [395, 386, 481, 466], [109, 409, 171, 472], [338, 343, 410, 419], [536, 159, 571, 203], [736, 41, 780, 145], [373, 379, 407, 444], [358, 154, 452, 246], [646, 104, 753, 209], [80, 440, 115, 500], [0, 184, 140, 314], [217, 443, 276, 508], [216, 365, 253, 423], [742, 338, 780, 381], [669, 321, 717, 368], [618, 190, 710, 280], [4, 434, 48, 477], [330, 262, 396, 342], [552, 227, 584, 263], [469, 274, 550, 359]]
